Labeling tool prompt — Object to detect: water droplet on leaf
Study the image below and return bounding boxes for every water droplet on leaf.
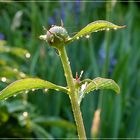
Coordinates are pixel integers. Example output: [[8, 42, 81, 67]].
[[106, 28, 110, 31], [31, 89, 35, 91], [25, 90, 29, 94], [55, 89, 59, 91], [85, 35, 90, 39], [25, 53, 31, 58], [23, 111, 28, 117], [1, 77, 7, 82], [44, 88, 48, 92], [76, 37, 79, 40]]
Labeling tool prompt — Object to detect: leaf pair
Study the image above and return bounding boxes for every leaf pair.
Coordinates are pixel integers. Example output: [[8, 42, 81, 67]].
[[0, 20, 124, 101], [0, 77, 120, 101]]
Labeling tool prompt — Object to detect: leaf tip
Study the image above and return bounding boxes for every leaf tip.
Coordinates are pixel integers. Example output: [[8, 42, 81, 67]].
[[119, 25, 127, 29]]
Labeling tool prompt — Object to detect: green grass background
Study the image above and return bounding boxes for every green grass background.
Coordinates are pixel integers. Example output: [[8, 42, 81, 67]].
[[0, 1, 140, 139]]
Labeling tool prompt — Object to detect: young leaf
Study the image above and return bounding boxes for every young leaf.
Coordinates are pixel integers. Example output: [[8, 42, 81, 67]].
[[0, 78, 68, 100], [66, 20, 126, 44], [84, 77, 120, 94]]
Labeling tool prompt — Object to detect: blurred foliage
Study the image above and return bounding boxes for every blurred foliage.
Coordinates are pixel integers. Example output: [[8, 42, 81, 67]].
[[0, 1, 140, 139]]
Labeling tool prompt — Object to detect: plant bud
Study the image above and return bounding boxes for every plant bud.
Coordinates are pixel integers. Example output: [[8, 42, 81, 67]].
[[40, 25, 70, 49]]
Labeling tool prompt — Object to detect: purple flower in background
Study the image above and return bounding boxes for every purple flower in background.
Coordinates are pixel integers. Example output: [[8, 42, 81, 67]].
[[0, 33, 5, 40], [61, 2, 66, 21], [48, 16, 56, 26], [109, 57, 117, 75], [99, 46, 117, 75], [74, 0, 81, 25], [99, 47, 106, 61]]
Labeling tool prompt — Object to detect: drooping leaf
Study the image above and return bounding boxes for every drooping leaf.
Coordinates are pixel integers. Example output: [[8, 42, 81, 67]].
[[66, 20, 126, 44], [84, 77, 120, 94], [0, 78, 68, 100]]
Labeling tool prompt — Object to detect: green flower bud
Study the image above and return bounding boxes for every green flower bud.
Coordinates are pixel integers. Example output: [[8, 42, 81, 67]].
[[40, 25, 70, 49]]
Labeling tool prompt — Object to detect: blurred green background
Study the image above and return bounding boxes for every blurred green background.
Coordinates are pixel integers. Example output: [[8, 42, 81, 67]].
[[0, 1, 140, 139]]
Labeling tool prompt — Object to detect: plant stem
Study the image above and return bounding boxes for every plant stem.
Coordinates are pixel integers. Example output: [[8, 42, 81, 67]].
[[58, 46, 87, 140]]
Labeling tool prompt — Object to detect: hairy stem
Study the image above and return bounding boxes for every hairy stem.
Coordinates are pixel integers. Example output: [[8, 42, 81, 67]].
[[58, 46, 86, 140]]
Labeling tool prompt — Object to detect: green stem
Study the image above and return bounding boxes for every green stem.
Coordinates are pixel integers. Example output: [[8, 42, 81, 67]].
[[58, 46, 86, 140]]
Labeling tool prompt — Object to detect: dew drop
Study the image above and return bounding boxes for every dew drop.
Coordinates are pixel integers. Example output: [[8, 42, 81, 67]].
[[114, 27, 117, 30], [76, 37, 79, 40], [23, 111, 28, 117], [44, 88, 48, 92], [14, 95, 17, 97], [25, 90, 29, 94], [85, 35, 90, 39], [1, 77, 7, 82], [65, 73, 67, 78], [106, 28, 110, 31], [25, 53, 31, 58], [31, 89, 35, 91], [55, 88, 59, 91], [4, 98, 7, 101]]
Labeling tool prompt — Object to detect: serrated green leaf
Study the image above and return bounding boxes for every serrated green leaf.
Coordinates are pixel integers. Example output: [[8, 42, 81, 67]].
[[0, 78, 68, 100], [66, 20, 125, 44], [84, 77, 120, 94]]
